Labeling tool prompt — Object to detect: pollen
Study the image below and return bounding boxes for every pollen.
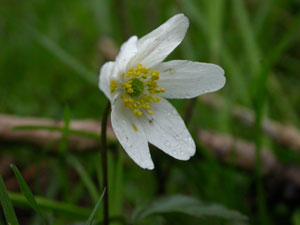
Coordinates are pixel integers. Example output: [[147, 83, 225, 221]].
[[132, 123, 138, 132], [110, 80, 119, 93], [110, 64, 165, 118]]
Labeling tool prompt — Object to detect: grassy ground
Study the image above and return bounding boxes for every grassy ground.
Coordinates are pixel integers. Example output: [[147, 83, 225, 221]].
[[1, 0, 300, 224]]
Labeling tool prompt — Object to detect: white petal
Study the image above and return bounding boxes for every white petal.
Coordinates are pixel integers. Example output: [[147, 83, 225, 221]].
[[115, 36, 138, 75], [99, 61, 116, 101], [111, 99, 154, 169], [129, 14, 189, 68], [154, 60, 226, 99], [141, 98, 195, 160]]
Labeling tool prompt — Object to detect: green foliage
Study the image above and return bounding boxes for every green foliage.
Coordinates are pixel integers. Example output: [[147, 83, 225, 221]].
[[31, 27, 98, 86], [0, 177, 20, 225], [85, 188, 106, 225], [8, 192, 91, 219], [67, 155, 100, 203], [293, 211, 300, 225], [10, 164, 48, 225], [132, 195, 248, 223]]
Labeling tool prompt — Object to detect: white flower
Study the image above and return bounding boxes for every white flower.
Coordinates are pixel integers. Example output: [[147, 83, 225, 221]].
[[99, 14, 225, 169]]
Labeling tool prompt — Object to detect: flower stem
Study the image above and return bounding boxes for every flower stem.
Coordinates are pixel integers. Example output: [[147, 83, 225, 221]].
[[100, 101, 111, 225]]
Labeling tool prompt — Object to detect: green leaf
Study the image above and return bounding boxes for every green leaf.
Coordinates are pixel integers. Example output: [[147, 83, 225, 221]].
[[0, 176, 20, 225], [10, 164, 48, 225], [8, 192, 91, 219], [132, 195, 248, 222], [85, 188, 106, 225], [293, 210, 300, 225]]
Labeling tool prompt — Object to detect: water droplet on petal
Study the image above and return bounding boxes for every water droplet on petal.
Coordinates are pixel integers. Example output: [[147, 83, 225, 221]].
[[164, 140, 170, 147], [175, 134, 181, 139]]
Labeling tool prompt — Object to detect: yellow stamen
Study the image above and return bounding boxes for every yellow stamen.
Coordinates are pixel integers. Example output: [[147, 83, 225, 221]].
[[115, 64, 165, 117], [132, 123, 138, 132], [110, 80, 119, 93]]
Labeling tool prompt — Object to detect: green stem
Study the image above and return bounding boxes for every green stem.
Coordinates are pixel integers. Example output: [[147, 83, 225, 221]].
[[254, 108, 269, 224], [253, 65, 270, 224], [101, 101, 111, 225]]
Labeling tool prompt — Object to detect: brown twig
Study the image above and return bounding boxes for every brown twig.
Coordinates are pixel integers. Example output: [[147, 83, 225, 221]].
[[1, 114, 300, 185], [199, 94, 300, 153], [98, 38, 119, 61], [0, 114, 114, 152], [99, 38, 118, 61], [198, 130, 278, 175]]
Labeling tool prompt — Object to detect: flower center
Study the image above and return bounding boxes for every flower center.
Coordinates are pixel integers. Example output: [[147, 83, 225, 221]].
[[127, 78, 144, 97], [110, 64, 165, 117]]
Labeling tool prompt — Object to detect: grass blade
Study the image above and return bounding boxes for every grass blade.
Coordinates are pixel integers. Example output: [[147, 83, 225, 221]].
[[205, 0, 225, 62], [8, 192, 91, 219], [0, 176, 20, 225], [29, 26, 97, 86], [67, 155, 100, 203], [232, 0, 260, 73], [10, 164, 48, 225], [85, 188, 106, 225], [232, 0, 300, 126], [253, 0, 272, 35]]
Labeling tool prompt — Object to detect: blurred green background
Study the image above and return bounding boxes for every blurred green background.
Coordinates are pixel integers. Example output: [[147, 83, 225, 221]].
[[1, 0, 300, 224]]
